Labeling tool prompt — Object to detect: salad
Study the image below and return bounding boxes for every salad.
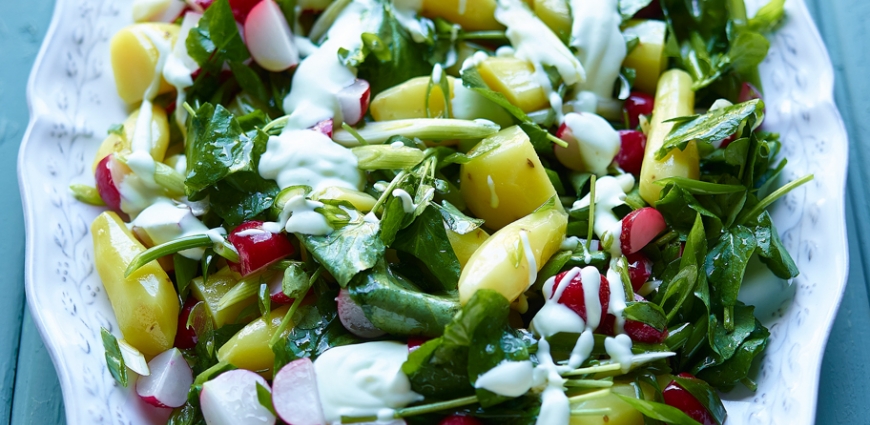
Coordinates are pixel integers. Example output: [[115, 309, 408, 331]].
[[69, 0, 811, 423]]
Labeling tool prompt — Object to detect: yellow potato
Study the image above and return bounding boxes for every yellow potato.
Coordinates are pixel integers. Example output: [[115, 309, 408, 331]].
[[92, 104, 171, 172], [217, 305, 292, 378], [461, 126, 557, 229], [569, 382, 657, 425], [622, 20, 668, 95], [370, 76, 452, 121], [422, 0, 503, 31], [91, 212, 179, 357], [189, 267, 256, 329], [639, 70, 699, 204], [458, 204, 567, 304], [110, 23, 178, 104], [478, 57, 549, 113], [312, 187, 378, 212], [534, 0, 571, 40], [446, 227, 490, 268]]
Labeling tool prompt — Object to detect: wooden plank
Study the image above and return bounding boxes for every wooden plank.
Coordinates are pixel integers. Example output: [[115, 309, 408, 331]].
[[10, 310, 65, 425], [0, 0, 55, 422], [802, 0, 870, 423]]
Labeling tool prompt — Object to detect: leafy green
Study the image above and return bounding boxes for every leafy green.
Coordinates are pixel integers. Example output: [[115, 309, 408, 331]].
[[300, 220, 385, 287], [186, 0, 250, 74], [100, 328, 128, 387], [281, 262, 312, 299], [655, 184, 722, 235], [433, 201, 485, 235], [749, 0, 786, 33], [657, 100, 764, 160], [697, 324, 769, 389], [706, 226, 755, 316], [654, 177, 745, 195], [392, 207, 462, 291], [256, 382, 277, 416], [673, 376, 727, 425], [167, 403, 202, 425], [174, 254, 199, 302], [707, 303, 757, 362], [623, 302, 668, 333], [348, 262, 460, 336], [748, 211, 799, 279], [614, 394, 702, 425]]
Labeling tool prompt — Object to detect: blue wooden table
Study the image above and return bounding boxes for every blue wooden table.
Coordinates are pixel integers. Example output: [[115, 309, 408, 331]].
[[1, 1, 867, 423]]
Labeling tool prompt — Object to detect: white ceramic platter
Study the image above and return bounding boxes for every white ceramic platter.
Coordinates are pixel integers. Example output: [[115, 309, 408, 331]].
[[18, 0, 849, 423]]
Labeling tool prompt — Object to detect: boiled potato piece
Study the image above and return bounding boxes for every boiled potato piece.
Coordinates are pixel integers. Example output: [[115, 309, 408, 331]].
[[91, 104, 171, 172], [217, 305, 292, 378], [446, 227, 490, 268], [458, 204, 567, 304], [110, 23, 179, 104], [639, 70, 699, 204], [371, 76, 452, 121], [461, 126, 557, 229], [478, 57, 550, 113], [312, 187, 378, 212], [190, 267, 256, 329], [569, 382, 656, 425], [534, 0, 571, 40], [622, 20, 667, 95], [92, 212, 179, 357], [422, 0, 502, 31]]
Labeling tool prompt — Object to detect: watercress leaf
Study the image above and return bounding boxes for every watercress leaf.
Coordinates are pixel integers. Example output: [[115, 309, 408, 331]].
[[348, 262, 460, 337], [707, 303, 757, 361], [186, 0, 249, 73], [748, 211, 799, 279], [706, 225, 756, 312], [433, 201, 485, 234], [654, 177, 744, 195], [403, 338, 473, 399], [256, 382, 277, 416], [614, 394, 702, 425], [657, 100, 764, 160], [282, 262, 311, 299], [206, 171, 280, 226], [748, 0, 786, 33], [672, 375, 727, 425], [623, 302, 668, 332], [228, 61, 269, 103], [100, 328, 128, 387], [167, 403, 201, 425], [697, 324, 769, 389], [174, 254, 199, 302], [655, 184, 722, 235], [392, 207, 462, 291], [299, 220, 385, 287], [728, 31, 770, 75], [258, 282, 270, 320]]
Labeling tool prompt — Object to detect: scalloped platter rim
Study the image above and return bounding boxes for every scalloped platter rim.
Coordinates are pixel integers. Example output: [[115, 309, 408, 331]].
[[17, 0, 849, 423]]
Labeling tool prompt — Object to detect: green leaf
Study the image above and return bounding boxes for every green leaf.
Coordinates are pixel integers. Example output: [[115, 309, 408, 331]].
[[707, 303, 757, 361], [729, 31, 770, 75], [256, 382, 277, 416], [186, 0, 250, 73], [654, 177, 745, 195], [672, 376, 727, 425], [614, 394, 702, 425], [167, 403, 201, 425], [258, 282, 271, 320], [657, 100, 764, 160], [299, 220, 385, 287], [433, 201, 485, 235], [281, 262, 312, 299], [748, 211, 799, 279], [174, 254, 199, 301], [706, 226, 756, 313], [748, 0, 786, 33], [69, 184, 106, 206], [205, 172, 280, 227], [655, 184, 722, 235], [623, 302, 668, 333], [100, 328, 128, 387], [392, 207, 462, 291], [228, 61, 269, 103], [697, 324, 769, 389], [107, 123, 125, 137], [348, 262, 460, 337]]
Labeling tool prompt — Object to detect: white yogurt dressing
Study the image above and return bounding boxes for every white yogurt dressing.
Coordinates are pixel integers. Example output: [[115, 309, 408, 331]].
[[474, 360, 535, 397], [392, 189, 417, 214], [572, 175, 630, 242], [131, 199, 213, 260], [162, 11, 202, 125], [264, 194, 333, 236], [555, 112, 620, 175], [258, 129, 364, 192], [313, 341, 423, 424], [391, 0, 432, 43], [568, 0, 627, 100], [519, 230, 537, 290]]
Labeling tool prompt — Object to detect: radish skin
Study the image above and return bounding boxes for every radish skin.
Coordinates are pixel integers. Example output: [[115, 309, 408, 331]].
[[272, 358, 326, 425], [245, 0, 299, 72], [136, 348, 192, 408]]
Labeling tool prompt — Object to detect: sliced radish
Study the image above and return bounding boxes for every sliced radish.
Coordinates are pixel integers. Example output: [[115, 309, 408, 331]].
[[272, 358, 326, 425], [407, 336, 430, 353], [228, 221, 296, 277], [137, 348, 193, 408], [245, 0, 299, 72], [311, 118, 334, 138], [174, 298, 199, 349], [738, 82, 763, 104], [620, 207, 666, 255], [554, 271, 610, 326], [201, 369, 276, 425], [615, 130, 646, 176], [439, 415, 484, 425], [337, 79, 371, 126], [95, 154, 127, 218], [623, 91, 654, 129], [625, 252, 652, 292], [662, 373, 716, 425], [231, 0, 263, 22], [624, 319, 668, 344], [337, 289, 385, 338], [268, 272, 293, 304]]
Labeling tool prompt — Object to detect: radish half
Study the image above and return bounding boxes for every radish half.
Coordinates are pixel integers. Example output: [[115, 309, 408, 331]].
[[272, 358, 326, 425], [201, 369, 276, 425], [136, 348, 192, 408], [337, 79, 371, 126], [337, 289, 385, 338], [620, 207, 666, 254], [244, 0, 299, 72]]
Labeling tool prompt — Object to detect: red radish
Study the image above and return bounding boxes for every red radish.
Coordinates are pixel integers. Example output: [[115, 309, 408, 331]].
[[439, 415, 484, 425], [95, 154, 126, 218], [136, 348, 193, 408], [620, 207, 667, 255], [174, 298, 200, 349], [337, 79, 371, 125], [634, 2, 664, 19], [201, 370, 276, 425], [245, 0, 299, 72], [311, 118, 334, 138], [408, 336, 430, 352], [554, 270, 610, 326], [624, 319, 668, 344], [337, 289, 385, 338], [663, 373, 717, 425], [616, 130, 647, 175], [268, 273, 293, 304], [272, 358, 326, 425], [739, 82, 763, 104], [227, 221, 295, 277], [624, 91, 654, 129], [626, 252, 652, 292]]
